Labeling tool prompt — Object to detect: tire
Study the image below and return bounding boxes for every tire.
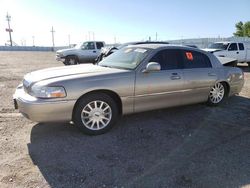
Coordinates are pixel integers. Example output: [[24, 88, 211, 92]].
[[207, 82, 227, 106], [65, 56, 78, 65], [73, 93, 119, 135]]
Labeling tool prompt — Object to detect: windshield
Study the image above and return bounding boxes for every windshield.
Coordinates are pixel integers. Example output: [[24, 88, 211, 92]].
[[98, 47, 151, 70], [208, 43, 229, 50], [117, 43, 134, 49], [74, 43, 82, 49], [74, 42, 95, 50]]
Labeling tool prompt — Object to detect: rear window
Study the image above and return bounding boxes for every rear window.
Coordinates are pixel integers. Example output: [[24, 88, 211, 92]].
[[182, 50, 212, 69], [96, 42, 104, 49]]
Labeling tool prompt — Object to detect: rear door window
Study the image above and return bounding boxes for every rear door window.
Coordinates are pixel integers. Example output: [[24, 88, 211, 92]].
[[239, 43, 244, 51], [96, 42, 104, 49], [181, 50, 212, 69]]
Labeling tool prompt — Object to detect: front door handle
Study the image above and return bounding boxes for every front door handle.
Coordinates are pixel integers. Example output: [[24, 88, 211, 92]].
[[93, 50, 96, 53], [236, 52, 239, 54], [208, 73, 216, 76]]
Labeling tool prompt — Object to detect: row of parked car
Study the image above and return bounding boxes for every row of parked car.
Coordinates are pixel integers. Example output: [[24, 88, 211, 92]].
[[56, 40, 250, 67]]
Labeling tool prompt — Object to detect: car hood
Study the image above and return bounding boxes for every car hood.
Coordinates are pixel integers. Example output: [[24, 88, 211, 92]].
[[57, 48, 76, 54], [203, 48, 223, 53], [216, 56, 237, 65], [24, 64, 130, 85]]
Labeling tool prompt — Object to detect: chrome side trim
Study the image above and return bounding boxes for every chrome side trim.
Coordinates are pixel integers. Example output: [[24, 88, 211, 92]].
[[134, 89, 193, 98]]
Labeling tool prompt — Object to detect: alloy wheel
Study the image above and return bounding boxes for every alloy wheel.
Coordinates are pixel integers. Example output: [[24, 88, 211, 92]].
[[209, 82, 225, 104], [81, 100, 112, 130]]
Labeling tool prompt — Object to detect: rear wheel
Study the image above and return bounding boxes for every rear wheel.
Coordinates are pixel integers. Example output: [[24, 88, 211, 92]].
[[65, 56, 78, 65], [207, 82, 226, 106], [73, 93, 118, 135]]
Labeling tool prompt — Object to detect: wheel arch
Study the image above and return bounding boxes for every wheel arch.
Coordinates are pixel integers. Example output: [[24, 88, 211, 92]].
[[215, 80, 230, 97], [66, 54, 79, 61], [72, 89, 123, 120]]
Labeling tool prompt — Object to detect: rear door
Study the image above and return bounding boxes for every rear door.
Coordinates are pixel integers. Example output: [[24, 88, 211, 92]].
[[180, 50, 218, 104], [134, 49, 184, 112], [238, 43, 246, 62]]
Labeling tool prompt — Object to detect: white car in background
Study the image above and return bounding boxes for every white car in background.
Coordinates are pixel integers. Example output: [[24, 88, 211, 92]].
[[56, 41, 105, 65], [203, 42, 250, 66]]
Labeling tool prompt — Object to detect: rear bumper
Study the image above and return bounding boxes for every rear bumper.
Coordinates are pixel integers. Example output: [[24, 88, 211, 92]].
[[229, 80, 244, 96], [13, 86, 75, 122]]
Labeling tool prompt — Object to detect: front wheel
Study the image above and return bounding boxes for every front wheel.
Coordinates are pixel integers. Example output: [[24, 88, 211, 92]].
[[207, 82, 226, 106], [73, 93, 119, 135], [65, 56, 78, 65]]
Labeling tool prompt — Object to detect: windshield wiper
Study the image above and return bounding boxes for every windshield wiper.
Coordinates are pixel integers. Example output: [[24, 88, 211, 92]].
[[99, 64, 131, 70]]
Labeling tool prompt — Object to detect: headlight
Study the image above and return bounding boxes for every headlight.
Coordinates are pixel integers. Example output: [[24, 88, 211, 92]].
[[56, 53, 64, 57], [31, 85, 66, 98]]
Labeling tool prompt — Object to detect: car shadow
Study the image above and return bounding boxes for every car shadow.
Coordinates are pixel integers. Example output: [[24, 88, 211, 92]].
[[28, 95, 250, 187]]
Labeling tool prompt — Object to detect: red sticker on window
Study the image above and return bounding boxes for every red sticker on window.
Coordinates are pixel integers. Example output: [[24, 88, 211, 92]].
[[186, 52, 193, 61]]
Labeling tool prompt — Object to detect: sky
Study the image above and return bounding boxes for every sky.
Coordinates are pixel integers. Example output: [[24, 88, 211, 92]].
[[0, 0, 249, 46]]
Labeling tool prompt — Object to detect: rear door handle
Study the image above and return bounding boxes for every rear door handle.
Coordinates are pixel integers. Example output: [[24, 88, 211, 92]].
[[93, 50, 96, 53], [236, 52, 239, 54], [208, 73, 216, 76], [171, 76, 181, 80]]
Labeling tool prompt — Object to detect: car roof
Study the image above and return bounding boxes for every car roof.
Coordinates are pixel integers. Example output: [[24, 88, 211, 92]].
[[126, 43, 195, 50], [124, 41, 169, 45]]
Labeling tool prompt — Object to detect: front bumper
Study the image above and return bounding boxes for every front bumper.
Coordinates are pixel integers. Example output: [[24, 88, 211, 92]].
[[56, 56, 65, 62], [13, 86, 76, 122]]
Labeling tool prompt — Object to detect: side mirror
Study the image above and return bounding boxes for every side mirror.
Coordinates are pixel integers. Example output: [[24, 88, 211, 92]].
[[142, 62, 161, 73]]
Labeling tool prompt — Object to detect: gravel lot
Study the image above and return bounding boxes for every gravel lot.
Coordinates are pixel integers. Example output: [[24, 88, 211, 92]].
[[0, 51, 250, 188]]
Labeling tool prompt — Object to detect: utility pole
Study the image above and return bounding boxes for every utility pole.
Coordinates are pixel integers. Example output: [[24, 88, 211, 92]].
[[68, 34, 70, 46], [156, 32, 158, 41], [50, 26, 55, 49], [32, 36, 35, 46], [6, 12, 13, 46], [88, 31, 91, 41]]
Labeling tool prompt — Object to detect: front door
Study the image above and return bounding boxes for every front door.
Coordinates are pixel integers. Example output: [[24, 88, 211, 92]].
[[134, 49, 184, 113], [227, 43, 239, 60], [79, 42, 97, 62]]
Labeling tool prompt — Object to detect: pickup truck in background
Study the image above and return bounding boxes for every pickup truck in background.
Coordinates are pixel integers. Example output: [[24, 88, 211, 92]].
[[203, 42, 250, 66], [56, 41, 105, 65]]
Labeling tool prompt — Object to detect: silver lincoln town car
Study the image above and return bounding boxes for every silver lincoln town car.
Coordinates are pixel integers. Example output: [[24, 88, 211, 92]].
[[13, 44, 244, 135]]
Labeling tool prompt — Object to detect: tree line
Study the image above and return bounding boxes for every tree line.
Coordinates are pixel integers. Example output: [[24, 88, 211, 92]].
[[234, 21, 250, 37]]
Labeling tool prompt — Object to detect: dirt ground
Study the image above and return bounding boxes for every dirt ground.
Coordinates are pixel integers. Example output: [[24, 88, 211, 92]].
[[0, 51, 250, 188]]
